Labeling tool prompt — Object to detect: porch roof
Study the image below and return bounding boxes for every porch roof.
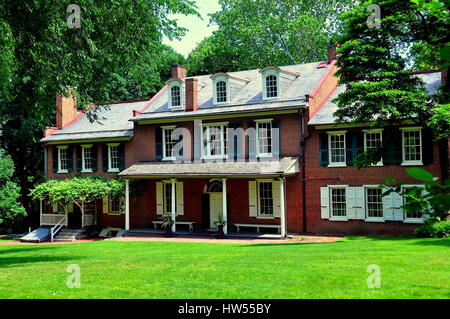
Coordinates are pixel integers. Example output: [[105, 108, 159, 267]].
[[119, 157, 299, 178]]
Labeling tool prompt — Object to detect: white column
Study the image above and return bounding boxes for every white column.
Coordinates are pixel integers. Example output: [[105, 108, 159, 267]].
[[125, 179, 130, 230], [39, 199, 42, 226], [279, 178, 286, 238], [222, 178, 228, 234], [171, 179, 176, 233]]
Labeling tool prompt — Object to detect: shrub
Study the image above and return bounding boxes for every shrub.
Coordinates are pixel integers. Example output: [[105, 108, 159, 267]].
[[414, 221, 450, 238]]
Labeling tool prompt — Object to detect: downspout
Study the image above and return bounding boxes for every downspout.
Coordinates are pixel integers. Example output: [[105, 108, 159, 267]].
[[300, 104, 311, 234]]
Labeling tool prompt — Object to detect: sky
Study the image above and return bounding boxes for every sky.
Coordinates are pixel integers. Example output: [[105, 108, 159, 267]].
[[163, 0, 221, 57]]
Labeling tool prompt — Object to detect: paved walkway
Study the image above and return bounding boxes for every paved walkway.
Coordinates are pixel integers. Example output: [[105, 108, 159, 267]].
[[0, 235, 342, 245]]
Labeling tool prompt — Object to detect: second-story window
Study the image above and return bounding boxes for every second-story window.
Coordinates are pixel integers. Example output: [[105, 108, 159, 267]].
[[108, 144, 120, 172], [162, 126, 176, 160], [81, 145, 93, 172], [216, 81, 227, 103], [202, 123, 228, 159], [265, 75, 278, 98], [256, 120, 272, 157], [328, 132, 346, 167], [401, 127, 422, 165], [57, 146, 69, 173], [364, 129, 383, 166]]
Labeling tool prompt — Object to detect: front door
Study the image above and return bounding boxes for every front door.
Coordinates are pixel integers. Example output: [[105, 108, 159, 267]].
[[209, 193, 223, 229]]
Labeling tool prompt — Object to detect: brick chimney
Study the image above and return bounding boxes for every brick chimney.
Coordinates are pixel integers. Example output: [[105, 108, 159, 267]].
[[55, 88, 79, 129], [327, 43, 338, 64], [171, 64, 187, 79], [185, 78, 199, 112]]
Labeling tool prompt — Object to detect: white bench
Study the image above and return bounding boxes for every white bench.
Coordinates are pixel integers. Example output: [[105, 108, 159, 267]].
[[234, 223, 281, 234], [152, 221, 196, 231]]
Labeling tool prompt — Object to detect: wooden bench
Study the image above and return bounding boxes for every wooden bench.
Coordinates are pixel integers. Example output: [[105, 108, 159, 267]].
[[152, 221, 196, 231], [234, 223, 281, 234]]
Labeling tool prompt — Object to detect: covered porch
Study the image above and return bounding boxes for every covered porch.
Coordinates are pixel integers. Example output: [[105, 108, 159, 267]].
[[119, 157, 300, 238]]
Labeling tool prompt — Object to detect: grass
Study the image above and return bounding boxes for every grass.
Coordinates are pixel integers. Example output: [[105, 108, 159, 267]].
[[0, 236, 448, 299]]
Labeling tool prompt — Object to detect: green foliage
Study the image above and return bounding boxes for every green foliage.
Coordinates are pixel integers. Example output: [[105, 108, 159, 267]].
[[382, 168, 450, 221], [160, 213, 173, 229], [30, 176, 125, 207], [0, 150, 26, 227], [0, 0, 195, 214], [428, 103, 450, 140], [186, 0, 355, 75], [414, 220, 450, 238]]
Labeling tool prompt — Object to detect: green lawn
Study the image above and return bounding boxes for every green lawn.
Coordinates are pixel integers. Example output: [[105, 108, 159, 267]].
[[0, 237, 448, 298]]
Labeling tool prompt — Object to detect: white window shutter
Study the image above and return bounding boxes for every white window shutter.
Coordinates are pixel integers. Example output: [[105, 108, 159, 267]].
[[176, 182, 184, 215], [320, 187, 329, 219], [272, 181, 281, 218], [156, 182, 163, 215], [354, 187, 365, 220], [346, 187, 356, 219], [248, 181, 257, 217], [102, 196, 109, 214], [393, 192, 404, 221], [382, 190, 394, 220]]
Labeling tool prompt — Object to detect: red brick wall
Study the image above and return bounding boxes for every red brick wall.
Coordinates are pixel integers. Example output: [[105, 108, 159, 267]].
[[304, 127, 442, 235]]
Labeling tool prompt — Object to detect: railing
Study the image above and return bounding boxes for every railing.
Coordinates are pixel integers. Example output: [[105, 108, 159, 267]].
[[50, 216, 66, 242], [41, 214, 67, 226], [82, 214, 96, 227]]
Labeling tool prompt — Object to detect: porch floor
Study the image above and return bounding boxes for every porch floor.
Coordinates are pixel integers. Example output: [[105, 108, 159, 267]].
[[125, 228, 284, 239]]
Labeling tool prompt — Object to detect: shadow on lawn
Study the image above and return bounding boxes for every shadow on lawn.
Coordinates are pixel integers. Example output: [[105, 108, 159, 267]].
[[0, 255, 85, 268], [0, 246, 57, 255]]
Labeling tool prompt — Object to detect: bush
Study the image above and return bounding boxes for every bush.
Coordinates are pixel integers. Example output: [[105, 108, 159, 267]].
[[414, 221, 450, 238]]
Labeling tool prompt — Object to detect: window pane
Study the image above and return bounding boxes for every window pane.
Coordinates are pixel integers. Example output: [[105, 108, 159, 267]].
[[164, 128, 176, 158], [404, 187, 423, 219], [171, 86, 181, 107], [259, 182, 273, 215], [331, 188, 346, 217], [257, 122, 272, 154], [216, 81, 227, 103], [367, 188, 383, 218], [330, 134, 345, 163], [109, 146, 119, 169], [203, 125, 227, 157], [59, 149, 68, 170], [266, 75, 278, 98], [164, 183, 175, 213], [83, 147, 92, 170], [110, 197, 122, 213]]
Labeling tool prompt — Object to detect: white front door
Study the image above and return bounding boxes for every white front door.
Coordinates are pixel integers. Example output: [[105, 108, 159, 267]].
[[209, 193, 223, 229]]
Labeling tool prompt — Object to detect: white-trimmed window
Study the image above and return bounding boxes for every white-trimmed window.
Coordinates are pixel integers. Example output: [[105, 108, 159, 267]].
[[57, 146, 69, 173], [103, 195, 124, 215], [328, 131, 346, 167], [201, 123, 228, 159], [363, 129, 383, 166], [366, 187, 384, 221], [162, 126, 177, 161], [81, 144, 93, 172], [107, 143, 120, 172], [258, 181, 274, 216], [164, 182, 175, 213], [330, 187, 347, 220], [402, 185, 424, 223], [168, 80, 183, 109], [401, 127, 423, 166], [256, 119, 272, 157], [261, 69, 280, 100]]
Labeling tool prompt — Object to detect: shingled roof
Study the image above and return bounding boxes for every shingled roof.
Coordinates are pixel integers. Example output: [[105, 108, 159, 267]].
[[308, 71, 443, 126]]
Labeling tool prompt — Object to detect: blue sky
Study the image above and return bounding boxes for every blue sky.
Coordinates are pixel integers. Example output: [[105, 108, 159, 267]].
[[163, 0, 221, 57]]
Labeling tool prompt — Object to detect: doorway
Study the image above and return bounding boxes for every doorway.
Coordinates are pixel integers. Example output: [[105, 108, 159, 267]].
[[204, 180, 223, 230]]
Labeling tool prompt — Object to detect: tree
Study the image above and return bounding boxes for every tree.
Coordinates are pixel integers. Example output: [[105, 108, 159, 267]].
[[187, 0, 355, 75], [0, 1, 196, 216], [0, 150, 26, 229], [333, 0, 449, 177]]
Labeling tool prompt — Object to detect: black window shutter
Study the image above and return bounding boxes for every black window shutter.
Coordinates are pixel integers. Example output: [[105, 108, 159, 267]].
[[92, 144, 98, 172], [383, 128, 402, 165], [76, 146, 82, 172], [67, 146, 73, 172], [247, 121, 256, 158], [118, 143, 125, 171], [102, 144, 108, 171], [229, 123, 242, 160], [319, 133, 329, 166], [346, 133, 354, 165], [176, 134, 183, 159], [52, 147, 58, 172], [272, 119, 280, 156], [355, 132, 364, 157], [422, 127, 433, 165], [155, 127, 163, 160]]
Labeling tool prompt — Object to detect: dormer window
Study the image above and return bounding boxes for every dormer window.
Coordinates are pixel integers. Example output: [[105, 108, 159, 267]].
[[265, 75, 278, 98], [216, 81, 227, 103], [167, 79, 183, 109]]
